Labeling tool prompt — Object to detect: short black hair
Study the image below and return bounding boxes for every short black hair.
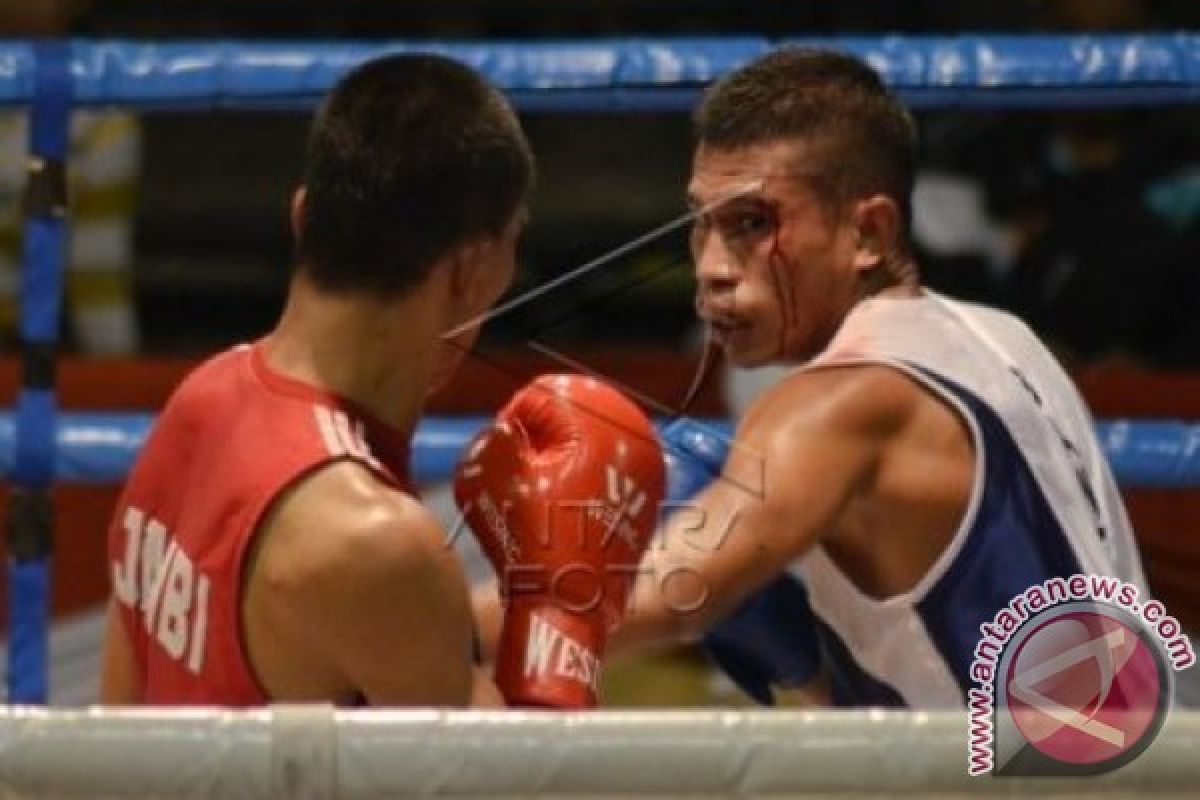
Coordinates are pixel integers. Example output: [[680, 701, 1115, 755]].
[[298, 53, 534, 296], [695, 48, 917, 236]]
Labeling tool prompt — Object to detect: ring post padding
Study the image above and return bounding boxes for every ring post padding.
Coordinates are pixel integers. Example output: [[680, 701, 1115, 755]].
[[5, 41, 71, 705]]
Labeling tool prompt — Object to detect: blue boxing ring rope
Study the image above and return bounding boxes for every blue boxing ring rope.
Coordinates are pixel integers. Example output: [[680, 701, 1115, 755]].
[[2, 35, 1199, 705], [0, 35, 1198, 110], [0, 413, 1197, 490]]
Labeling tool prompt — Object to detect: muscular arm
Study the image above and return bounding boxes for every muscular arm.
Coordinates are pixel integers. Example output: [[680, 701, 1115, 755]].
[[613, 366, 910, 655], [246, 462, 478, 706]]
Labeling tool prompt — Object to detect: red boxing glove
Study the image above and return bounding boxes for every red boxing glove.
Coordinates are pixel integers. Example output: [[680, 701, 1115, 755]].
[[454, 374, 665, 708]]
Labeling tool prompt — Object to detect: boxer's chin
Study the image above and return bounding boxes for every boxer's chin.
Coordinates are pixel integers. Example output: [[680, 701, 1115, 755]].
[[721, 341, 775, 369], [732, 355, 777, 370], [714, 329, 778, 368]]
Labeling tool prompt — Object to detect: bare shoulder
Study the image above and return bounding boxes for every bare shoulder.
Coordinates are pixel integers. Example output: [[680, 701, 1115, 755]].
[[737, 364, 922, 450], [249, 460, 473, 705], [253, 460, 453, 615]]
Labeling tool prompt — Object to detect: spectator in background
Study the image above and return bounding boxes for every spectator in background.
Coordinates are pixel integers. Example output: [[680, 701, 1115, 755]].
[[912, 0, 1200, 366], [1002, 109, 1198, 366], [0, 0, 140, 355], [916, 108, 1199, 366]]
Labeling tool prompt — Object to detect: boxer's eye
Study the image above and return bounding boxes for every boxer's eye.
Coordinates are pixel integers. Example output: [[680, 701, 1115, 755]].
[[722, 211, 769, 241], [737, 213, 769, 235]]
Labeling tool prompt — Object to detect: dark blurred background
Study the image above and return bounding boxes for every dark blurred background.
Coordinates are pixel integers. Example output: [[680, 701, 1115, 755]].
[[0, 0, 1196, 367]]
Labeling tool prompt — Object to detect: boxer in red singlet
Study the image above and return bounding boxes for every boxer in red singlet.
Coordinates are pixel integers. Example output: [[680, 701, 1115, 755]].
[[100, 53, 533, 707]]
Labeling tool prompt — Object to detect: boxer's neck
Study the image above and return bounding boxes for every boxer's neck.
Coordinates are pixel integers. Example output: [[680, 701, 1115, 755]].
[[855, 250, 921, 303], [265, 273, 441, 433]]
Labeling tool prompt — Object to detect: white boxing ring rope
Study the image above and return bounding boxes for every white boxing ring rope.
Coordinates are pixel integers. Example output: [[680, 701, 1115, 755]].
[[4, 35, 1200, 798], [2, 707, 1200, 798]]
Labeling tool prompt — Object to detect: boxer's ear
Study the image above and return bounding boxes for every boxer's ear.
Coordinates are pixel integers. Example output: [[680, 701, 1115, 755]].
[[447, 239, 493, 310], [289, 186, 307, 245], [850, 194, 899, 273]]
